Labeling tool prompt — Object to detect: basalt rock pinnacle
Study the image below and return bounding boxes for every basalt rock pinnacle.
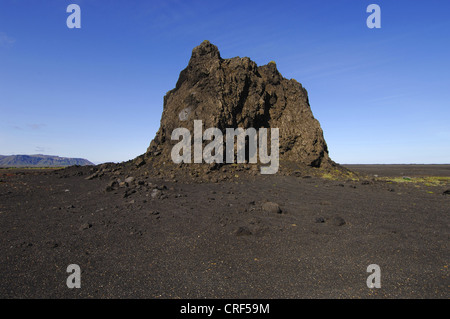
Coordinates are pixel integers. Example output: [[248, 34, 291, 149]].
[[145, 40, 333, 170]]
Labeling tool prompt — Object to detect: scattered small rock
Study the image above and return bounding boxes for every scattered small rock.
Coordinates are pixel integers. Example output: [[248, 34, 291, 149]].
[[123, 189, 136, 198], [261, 202, 282, 214], [235, 226, 252, 236], [292, 171, 302, 177], [80, 223, 92, 230], [331, 216, 346, 226], [134, 157, 146, 168], [125, 177, 134, 184], [105, 181, 118, 192], [46, 241, 60, 248], [119, 181, 128, 188], [151, 189, 162, 199], [85, 172, 98, 180], [315, 217, 325, 223]]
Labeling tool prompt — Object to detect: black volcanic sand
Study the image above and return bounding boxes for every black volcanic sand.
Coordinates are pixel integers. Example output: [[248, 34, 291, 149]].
[[0, 165, 448, 298]]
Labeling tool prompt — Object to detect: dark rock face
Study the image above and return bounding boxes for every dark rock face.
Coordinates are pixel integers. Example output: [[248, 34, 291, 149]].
[[146, 40, 332, 169]]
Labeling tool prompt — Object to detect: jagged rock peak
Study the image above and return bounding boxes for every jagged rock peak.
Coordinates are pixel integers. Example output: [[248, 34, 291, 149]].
[[145, 40, 334, 170], [191, 40, 221, 60]]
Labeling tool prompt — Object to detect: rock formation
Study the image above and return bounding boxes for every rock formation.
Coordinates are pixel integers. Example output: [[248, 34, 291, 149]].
[[141, 40, 335, 174]]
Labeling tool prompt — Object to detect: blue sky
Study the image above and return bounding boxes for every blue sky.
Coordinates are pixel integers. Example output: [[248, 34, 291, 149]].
[[0, 0, 449, 164]]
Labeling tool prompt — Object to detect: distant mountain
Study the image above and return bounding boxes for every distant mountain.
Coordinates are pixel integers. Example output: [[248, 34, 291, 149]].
[[0, 154, 94, 167]]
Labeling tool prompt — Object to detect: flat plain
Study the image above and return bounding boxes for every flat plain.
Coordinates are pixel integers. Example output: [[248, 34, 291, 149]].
[[0, 164, 448, 298]]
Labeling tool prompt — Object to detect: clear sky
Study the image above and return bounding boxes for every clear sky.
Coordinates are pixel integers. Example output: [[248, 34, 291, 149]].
[[0, 0, 449, 164]]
